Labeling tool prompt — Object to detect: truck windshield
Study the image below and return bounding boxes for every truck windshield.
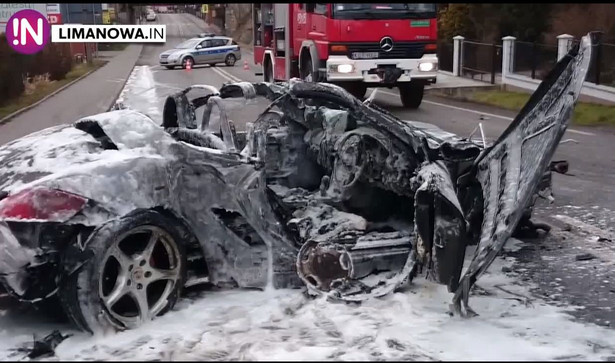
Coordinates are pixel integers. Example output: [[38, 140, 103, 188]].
[[332, 3, 436, 20]]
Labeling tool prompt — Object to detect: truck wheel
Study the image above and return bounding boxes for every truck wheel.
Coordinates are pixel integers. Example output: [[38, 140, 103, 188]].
[[264, 59, 273, 82], [345, 83, 367, 100], [301, 57, 314, 82], [399, 82, 424, 109]]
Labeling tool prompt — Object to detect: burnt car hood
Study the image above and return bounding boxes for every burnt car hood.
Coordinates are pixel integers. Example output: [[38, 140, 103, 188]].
[[452, 33, 594, 315], [0, 110, 174, 193]]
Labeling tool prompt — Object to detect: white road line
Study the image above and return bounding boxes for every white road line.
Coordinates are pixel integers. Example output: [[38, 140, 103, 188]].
[[216, 67, 242, 82], [211, 66, 241, 83], [373, 89, 595, 137]]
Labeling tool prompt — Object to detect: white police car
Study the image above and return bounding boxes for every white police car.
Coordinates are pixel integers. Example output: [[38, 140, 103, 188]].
[[159, 36, 241, 70]]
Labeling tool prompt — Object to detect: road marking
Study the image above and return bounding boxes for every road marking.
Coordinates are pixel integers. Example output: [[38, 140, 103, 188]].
[[215, 67, 242, 82], [211, 66, 242, 83], [373, 89, 595, 137]]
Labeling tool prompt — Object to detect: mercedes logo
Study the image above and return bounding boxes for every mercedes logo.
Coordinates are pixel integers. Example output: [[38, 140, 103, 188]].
[[380, 37, 394, 52]]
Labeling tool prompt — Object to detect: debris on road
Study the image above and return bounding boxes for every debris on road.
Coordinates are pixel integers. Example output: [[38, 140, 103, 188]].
[[575, 253, 597, 261], [12, 330, 71, 359]]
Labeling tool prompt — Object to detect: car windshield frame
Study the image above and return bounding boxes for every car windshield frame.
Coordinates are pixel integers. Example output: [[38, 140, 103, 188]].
[[331, 3, 436, 20], [175, 39, 201, 49]]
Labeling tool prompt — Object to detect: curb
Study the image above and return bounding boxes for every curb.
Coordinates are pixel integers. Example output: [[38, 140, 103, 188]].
[[0, 66, 102, 126], [425, 85, 500, 98], [107, 65, 134, 111], [108, 44, 145, 111]]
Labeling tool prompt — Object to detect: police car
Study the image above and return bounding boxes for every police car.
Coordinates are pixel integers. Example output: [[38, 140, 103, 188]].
[[159, 36, 241, 70]]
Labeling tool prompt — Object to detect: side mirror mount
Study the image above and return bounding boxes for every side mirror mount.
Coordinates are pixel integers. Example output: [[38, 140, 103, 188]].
[[196, 44, 202, 49]]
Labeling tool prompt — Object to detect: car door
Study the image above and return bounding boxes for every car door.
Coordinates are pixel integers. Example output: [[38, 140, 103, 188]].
[[451, 33, 595, 316], [210, 38, 229, 62], [194, 39, 213, 63]]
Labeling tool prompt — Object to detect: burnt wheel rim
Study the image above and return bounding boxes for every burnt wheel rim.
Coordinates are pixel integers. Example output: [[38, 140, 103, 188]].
[[99, 225, 181, 329]]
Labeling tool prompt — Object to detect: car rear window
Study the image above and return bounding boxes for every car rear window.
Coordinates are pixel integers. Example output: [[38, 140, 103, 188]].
[[212, 39, 227, 47], [232, 40, 238, 46]]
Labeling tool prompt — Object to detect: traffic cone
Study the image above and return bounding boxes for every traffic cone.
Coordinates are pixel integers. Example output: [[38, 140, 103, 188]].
[[243, 60, 249, 70], [186, 59, 192, 71]]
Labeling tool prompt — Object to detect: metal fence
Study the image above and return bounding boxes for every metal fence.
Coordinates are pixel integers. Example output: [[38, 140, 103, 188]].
[[586, 41, 615, 87], [513, 41, 558, 81], [437, 41, 453, 72], [460, 40, 502, 84]]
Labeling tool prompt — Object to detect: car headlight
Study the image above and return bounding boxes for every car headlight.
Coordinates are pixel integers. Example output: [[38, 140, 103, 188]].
[[419, 62, 435, 72], [168, 54, 179, 61]]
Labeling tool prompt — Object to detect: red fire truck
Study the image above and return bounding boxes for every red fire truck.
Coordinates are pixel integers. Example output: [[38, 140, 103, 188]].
[[252, 3, 438, 108]]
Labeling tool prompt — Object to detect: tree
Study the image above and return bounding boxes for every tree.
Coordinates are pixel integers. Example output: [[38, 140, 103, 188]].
[[438, 4, 553, 43], [438, 4, 475, 41]]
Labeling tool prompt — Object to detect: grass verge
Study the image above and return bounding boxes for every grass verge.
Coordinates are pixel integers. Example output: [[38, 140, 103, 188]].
[[469, 90, 615, 126], [0, 60, 107, 120]]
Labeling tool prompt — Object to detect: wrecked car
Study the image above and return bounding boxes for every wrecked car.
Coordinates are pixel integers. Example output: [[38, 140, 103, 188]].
[[0, 32, 594, 332]]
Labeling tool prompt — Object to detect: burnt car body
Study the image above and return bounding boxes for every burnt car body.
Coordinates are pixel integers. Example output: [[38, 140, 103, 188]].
[[0, 33, 594, 332]]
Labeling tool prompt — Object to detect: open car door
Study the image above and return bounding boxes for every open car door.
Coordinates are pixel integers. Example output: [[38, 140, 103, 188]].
[[452, 33, 596, 316]]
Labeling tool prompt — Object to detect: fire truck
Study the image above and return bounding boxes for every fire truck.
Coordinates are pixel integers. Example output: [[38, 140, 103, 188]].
[[252, 3, 438, 108]]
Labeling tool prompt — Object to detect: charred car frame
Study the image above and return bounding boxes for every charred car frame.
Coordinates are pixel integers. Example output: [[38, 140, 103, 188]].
[[0, 33, 595, 332]]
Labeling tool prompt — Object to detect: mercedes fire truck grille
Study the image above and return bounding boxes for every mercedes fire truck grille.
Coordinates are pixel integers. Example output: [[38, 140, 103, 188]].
[[346, 42, 427, 60]]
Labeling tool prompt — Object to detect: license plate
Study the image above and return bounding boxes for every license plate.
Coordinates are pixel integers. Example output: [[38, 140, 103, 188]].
[[352, 52, 379, 59]]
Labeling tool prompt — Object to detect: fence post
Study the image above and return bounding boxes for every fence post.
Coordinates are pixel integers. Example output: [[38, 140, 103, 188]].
[[453, 35, 464, 76], [490, 43, 497, 84], [594, 31, 603, 85], [556, 34, 574, 61], [501, 36, 516, 83]]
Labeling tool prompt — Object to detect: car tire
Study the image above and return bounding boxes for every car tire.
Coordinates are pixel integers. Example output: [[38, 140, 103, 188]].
[[165, 66, 175, 70], [399, 81, 424, 109], [58, 209, 187, 333], [182, 56, 194, 69], [225, 54, 236, 67]]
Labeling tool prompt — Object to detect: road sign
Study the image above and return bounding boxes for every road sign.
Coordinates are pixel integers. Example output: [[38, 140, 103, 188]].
[[47, 13, 62, 24], [102, 10, 110, 24], [46, 3, 61, 25], [201, 4, 209, 14], [46, 3, 60, 14], [0, 3, 47, 34]]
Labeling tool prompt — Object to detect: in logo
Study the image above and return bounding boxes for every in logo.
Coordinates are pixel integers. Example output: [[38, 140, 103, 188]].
[[6, 9, 51, 55]]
